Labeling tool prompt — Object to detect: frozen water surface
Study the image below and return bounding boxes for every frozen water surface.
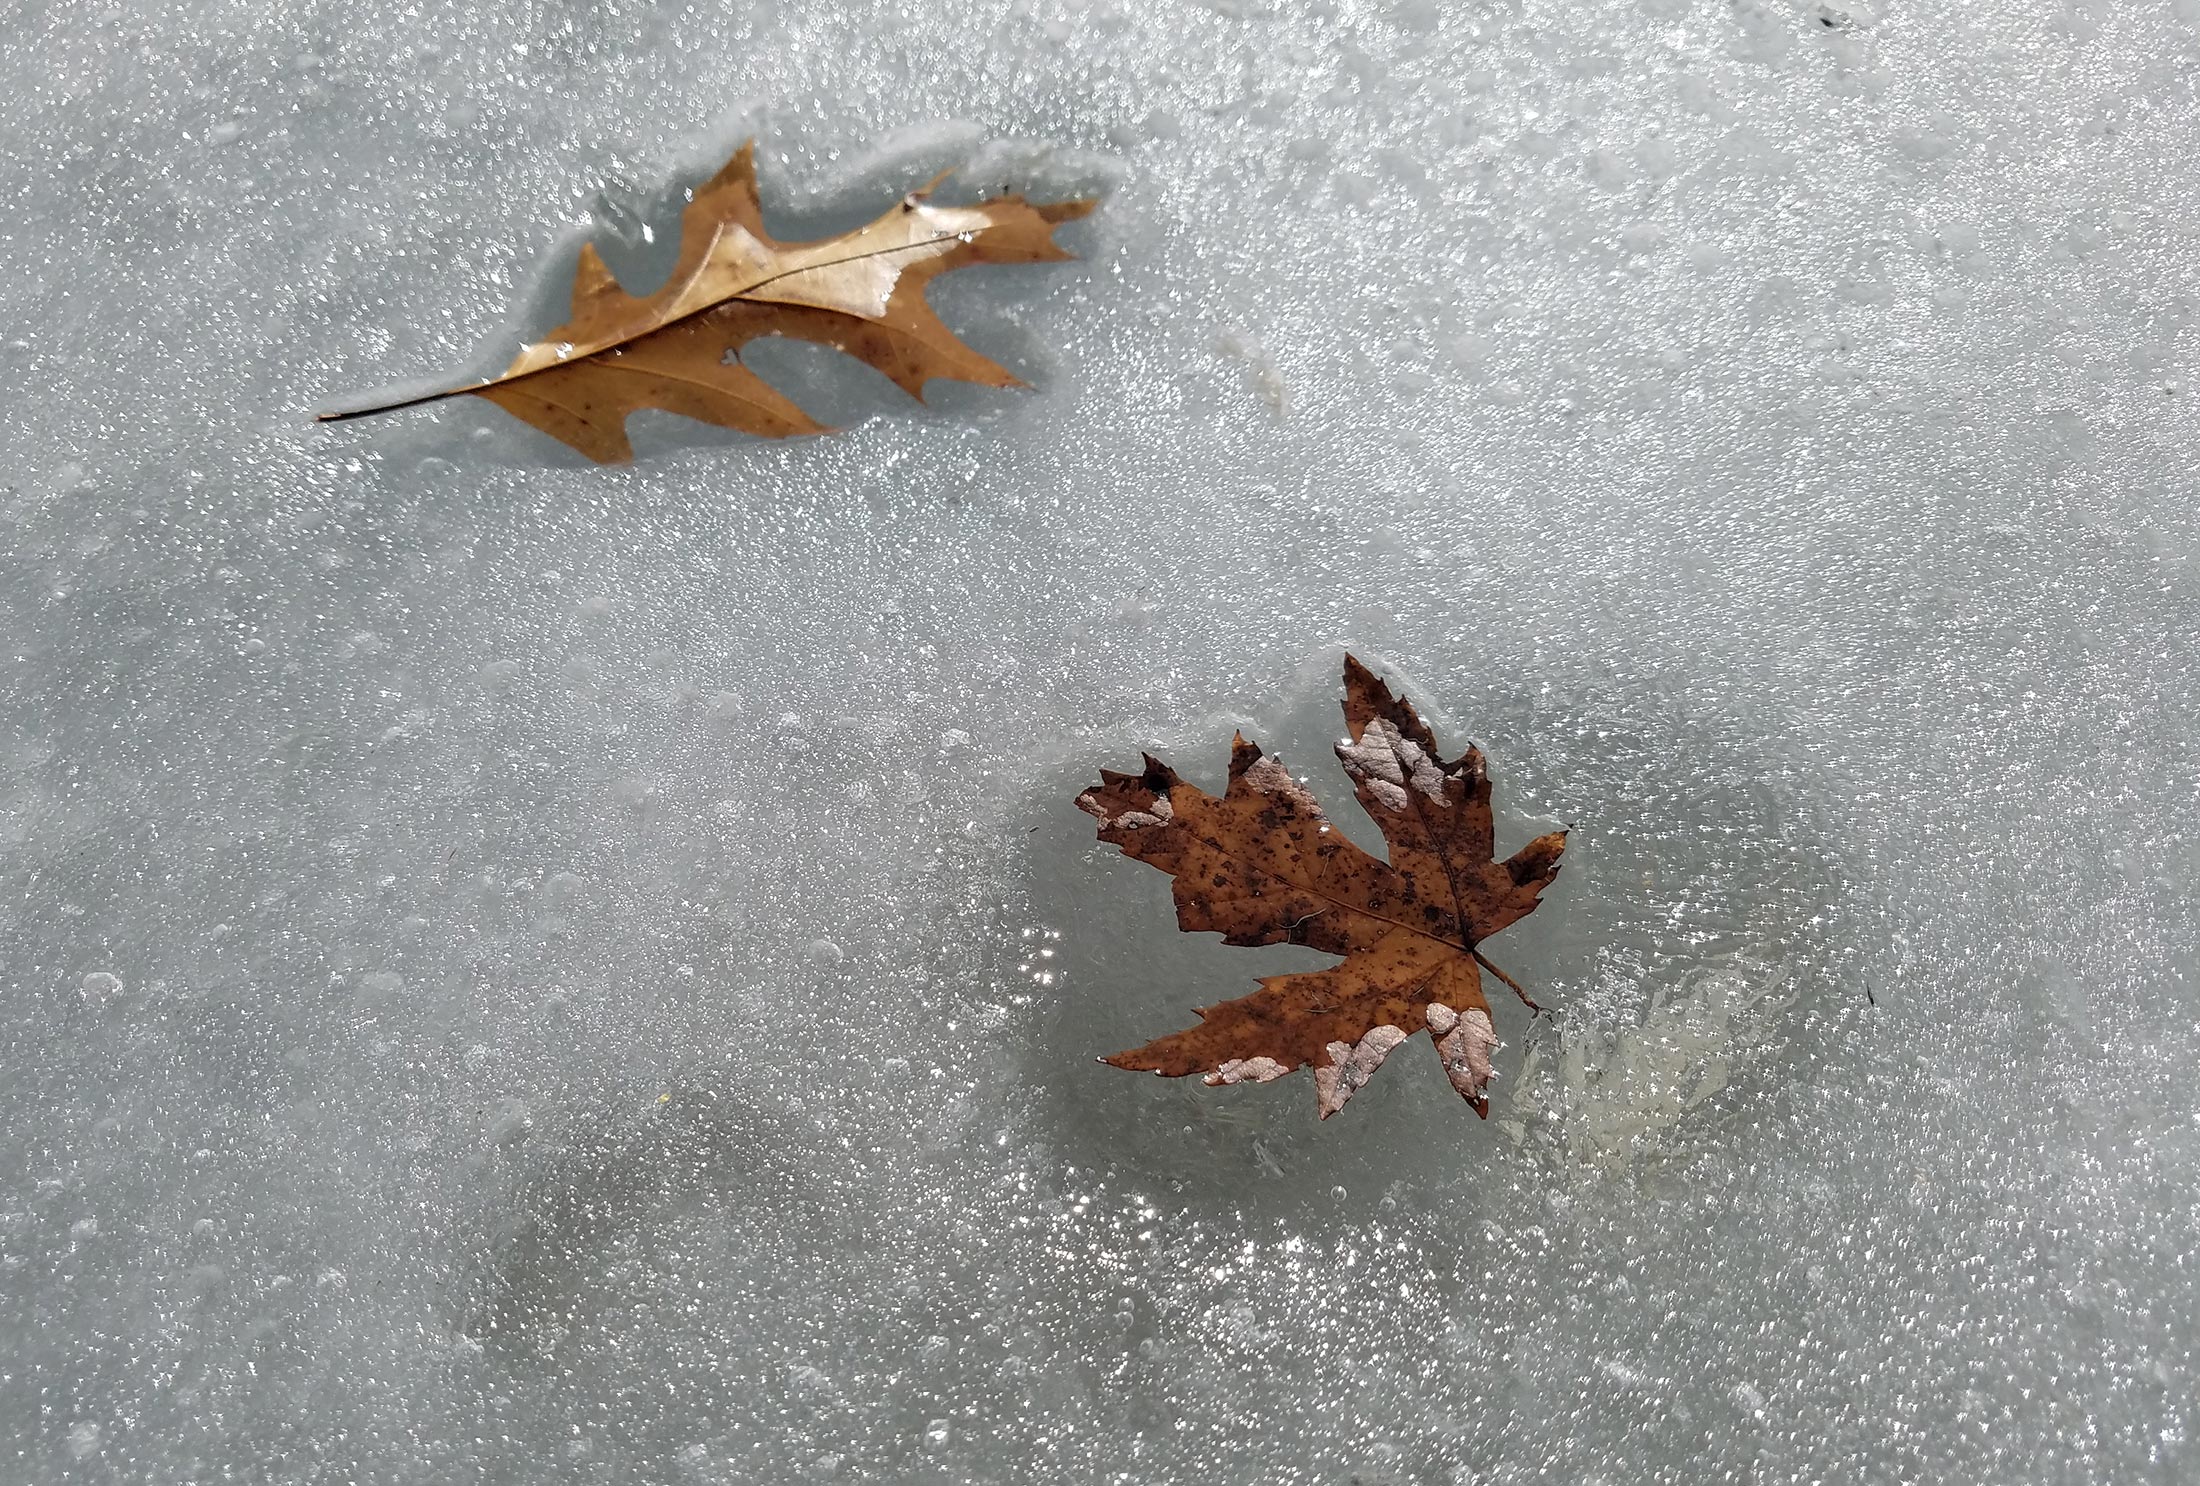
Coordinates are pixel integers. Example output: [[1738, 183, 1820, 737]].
[[3, 0, 2199, 1480]]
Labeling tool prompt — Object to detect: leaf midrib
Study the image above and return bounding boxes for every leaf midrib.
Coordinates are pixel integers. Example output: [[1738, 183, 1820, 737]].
[[1179, 820, 1468, 956], [1384, 736, 1479, 949], [324, 231, 967, 426], [504, 229, 963, 386]]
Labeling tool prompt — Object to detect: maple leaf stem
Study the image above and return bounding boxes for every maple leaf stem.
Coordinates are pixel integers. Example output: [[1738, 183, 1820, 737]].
[[1472, 950, 1542, 1013]]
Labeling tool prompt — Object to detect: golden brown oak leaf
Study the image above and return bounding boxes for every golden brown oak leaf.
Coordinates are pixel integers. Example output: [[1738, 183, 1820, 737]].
[[318, 142, 1094, 462], [1077, 656, 1566, 1120]]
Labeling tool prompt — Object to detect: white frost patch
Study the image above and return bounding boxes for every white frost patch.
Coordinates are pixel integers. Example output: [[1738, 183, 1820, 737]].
[[762, 211, 964, 320], [1207, 1056, 1290, 1086], [1240, 756, 1297, 796], [1114, 804, 1170, 830], [1338, 718, 1449, 809], [1363, 777, 1409, 814], [1401, 743, 1447, 804], [1313, 1024, 1409, 1117], [1337, 729, 1405, 785], [1105, 793, 1174, 831]]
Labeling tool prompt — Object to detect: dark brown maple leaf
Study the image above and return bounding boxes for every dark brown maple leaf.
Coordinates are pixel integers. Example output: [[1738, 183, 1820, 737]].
[[1077, 656, 1566, 1119]]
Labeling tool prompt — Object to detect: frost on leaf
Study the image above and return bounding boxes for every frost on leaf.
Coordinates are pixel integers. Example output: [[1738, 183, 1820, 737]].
[[319, 140, 1095, 463], [1313, 1024, 1410, 1119], [1077, 655, 1567, 1120], [1426, 1001, 1498, 1108]]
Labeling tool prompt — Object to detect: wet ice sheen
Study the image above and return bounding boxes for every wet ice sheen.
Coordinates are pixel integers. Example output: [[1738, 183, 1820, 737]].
[[3, 0, 2199, 1482]]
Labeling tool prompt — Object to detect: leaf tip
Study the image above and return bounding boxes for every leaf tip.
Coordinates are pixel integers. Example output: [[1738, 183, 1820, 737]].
[[1137, 753, 1181, 792], [1227, 732, 1267, 778], [1040, 197, 1101, 226]]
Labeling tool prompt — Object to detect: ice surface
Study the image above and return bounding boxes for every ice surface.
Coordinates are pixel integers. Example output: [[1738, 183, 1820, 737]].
[[4, 0, 2200, 1481]]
